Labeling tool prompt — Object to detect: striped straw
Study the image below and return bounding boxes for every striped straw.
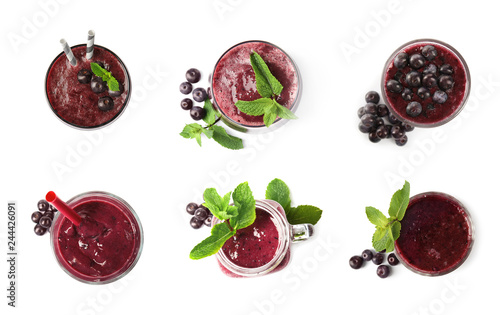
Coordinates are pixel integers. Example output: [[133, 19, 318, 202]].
[[60, 38, 77, 66], [86, 30, 95, 60]]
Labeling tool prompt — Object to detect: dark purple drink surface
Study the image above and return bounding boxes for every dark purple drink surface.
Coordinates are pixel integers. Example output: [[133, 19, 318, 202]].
[[395, 193, 473, 275], [53, 198, 141, 282], [212, 41, 299, 127], [383, 41, 468, 126], [46, 45, 130, 128]]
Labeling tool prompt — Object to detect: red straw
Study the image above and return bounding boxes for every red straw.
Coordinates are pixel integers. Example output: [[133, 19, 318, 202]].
[[45, 191, 82, 226]]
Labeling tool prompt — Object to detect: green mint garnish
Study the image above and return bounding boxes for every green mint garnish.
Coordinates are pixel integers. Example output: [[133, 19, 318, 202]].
[[366, 181, 410, 252], [235, 52, 298, 128], [190, 182, 255, 260], [90, 62, 120, 92], [179, 98, 243, 150], [265, 178, 323, 225]]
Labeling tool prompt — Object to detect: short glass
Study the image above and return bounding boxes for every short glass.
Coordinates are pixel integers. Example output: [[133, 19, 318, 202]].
[[45, 44, 132, 130], [50, 191, 143, 284], [213, 199, 313, 278], [381, 39, 470, 128], [394, 192, 474, 276], [211, 40, 302, 133]]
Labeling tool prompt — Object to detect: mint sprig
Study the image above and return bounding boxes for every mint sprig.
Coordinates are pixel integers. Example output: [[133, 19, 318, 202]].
[[180, 98, 244, 150], [265, 178, 322, 225], [235, 52, 298, 127], [90, 62, 120, 91], [190, 182, 255, 260], [366, 181, 410, 252]]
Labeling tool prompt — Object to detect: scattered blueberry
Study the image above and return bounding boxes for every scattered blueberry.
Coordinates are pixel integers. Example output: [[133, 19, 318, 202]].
[[358, 122, 373, 134], [190, 106, 206, 121], [190, 217, 204, 229], [377, 104, 389, 117], [192, 87, 208, 103], [31, 211, 43, 224], [181, 98, 193, 110], [395, 135, 408, 146], [388, 253, 400, 266], [365, 91, 380, 104], [349, 256, 364, 269], [77, 69, 92, 84], [388, 113, 401, 125], [179, 82, 193, 95], [364, 103, 378, 115], [39, 216, 52, 229], [38, 200, 49, 212], [368, 131, 381, 143], [377, 265, 391, 278], [357, 107, 366, 118], [204, 216, 213, 227], [391, 124, 406, 139], [362, 249, 374, 261], [34, 225, 47, 236], [401, 122, 415, 132], [194, 208, 209, 221], [360, 114, 377, 128], [186, 202, 198, 215], [186, 68, 201, 83], [372, 252, 384, 265], [375, 125, 389, 139]]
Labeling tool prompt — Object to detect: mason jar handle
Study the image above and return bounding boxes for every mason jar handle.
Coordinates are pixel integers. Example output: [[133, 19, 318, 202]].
[[290, 224, 314, 243]]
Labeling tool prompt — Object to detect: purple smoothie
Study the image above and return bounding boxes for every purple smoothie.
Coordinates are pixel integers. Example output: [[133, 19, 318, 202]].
[[51, 192, 142, 283], [46, 45, 130, 129], [211, 41, 300, 129], [382, 39, 470, 127], [395, 192, 473, 276]]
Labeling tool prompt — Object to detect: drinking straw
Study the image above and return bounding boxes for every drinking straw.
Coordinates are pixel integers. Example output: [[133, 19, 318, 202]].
[[60, 39, 77, 66], [46, 191, 82, 226], [86, 30, 95, 60]]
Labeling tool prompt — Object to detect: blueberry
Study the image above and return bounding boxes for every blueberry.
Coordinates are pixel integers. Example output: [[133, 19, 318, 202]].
[[181, 98, 193, 110], [393, 52, 408, 69], [395, 135, 408, 146], [204, 216, 213, 227], [422, 45, 438, 60], [375, 125, 389, 139], [108, 82, 124, 98], [365, 91, 380, 104], [349, 256, 364, 269], [393, 71, 405, 82], [31, 211, 43, 223], [401, 122, 415, 132], [438, 75, 454, 90], [97, 96, 114, 111], [190, 106, 206, 121], [357, 107, 366, 118], [377, 265, 391, 278], [391, 125, 406, 139], [386, 80, 403, 93], [358, 122, 373, 134], [190, 217, 203, 229], [388, 113, 401, 125], [207, 87, 212, 100], [422, 73, 438, 88], [383, 125, 392, 138], [417, 87, 431, 100], [406, 101, 422, 117], [179, 82, 193, 95], [192, 87, 208, 102], [377, 104, 389, 117], [388, 253, 400, 266], [194, 207, 208, 221], [362, 249, 374, 261], [409, 54, 425, 69], [440, 64, 454, 75], [38, 216, 52, 229], [372, 252, 384, 265], [374, 117, 384, 128], [368, 131, 381, 143], [38, 200, 49, 212], [360, 114, 377, 128], [186, 68, 201, 83], [433, 90, 448, 104], [186, 202, 198, 215], [34, 224, 47, 236], [405, 71, 422, 88], [422, 63, 438, 75], [77, 69, 92, 84], [364, 103, 378, 115], [401, 88, 413, 101], [90, 76, 107, 94], [43, 211, 54, 219]]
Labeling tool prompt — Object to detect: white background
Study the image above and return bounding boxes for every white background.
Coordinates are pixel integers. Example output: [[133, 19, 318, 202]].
[[1, 0, 498, 314]]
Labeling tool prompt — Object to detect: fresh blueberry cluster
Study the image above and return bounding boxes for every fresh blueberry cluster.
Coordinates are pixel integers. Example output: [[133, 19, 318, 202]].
[[186, 202, 213, 229], [76, 61, 123, 112], [358, 91, 414, 146], [387, 45, 454, 118], [349, 249, 399, 278], [31, 200, 58, 236], [179, 68, 210, 121]]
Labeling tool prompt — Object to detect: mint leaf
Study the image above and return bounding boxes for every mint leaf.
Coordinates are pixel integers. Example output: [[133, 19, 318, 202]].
[[189, 222, 235, 260], [180, 123, 204, 146], [366, 206, 389, 227], [230, 182, 256, 230], [90, 62, 120, 91], [286, 205, 322, 225], [90, 62, 106, 77], [203, 188, 238, 221], [372, 227, 390, 252], [275, 100, 298, 120], [211, 125, 244, 150], [107, 77, 120, 92], [250, 52, 283, 97], [235, 98, 274, 116], [388, 180, 410, 220], [265, 178, 291, 212], [263, 105, 279, 127], [203, 99, 220, 125]]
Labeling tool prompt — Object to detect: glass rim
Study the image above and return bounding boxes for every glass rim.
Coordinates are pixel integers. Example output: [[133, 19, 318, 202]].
[[380, 38, 471, 128], [44, 44, 132, 130], [49, 191, 144, 284], [210, 40, 302, 134], [394, 191, 474, 276], [213, 199, 290, 277]]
